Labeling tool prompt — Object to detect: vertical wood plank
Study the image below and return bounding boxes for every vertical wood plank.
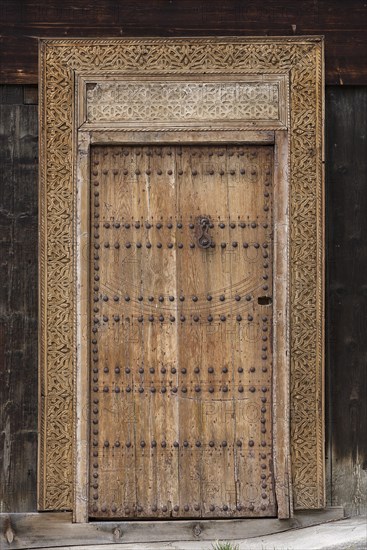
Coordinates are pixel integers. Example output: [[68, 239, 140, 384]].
[[272, 131, 291, 518], [0, 95, 38, 512], [326, 86, 367, 516]]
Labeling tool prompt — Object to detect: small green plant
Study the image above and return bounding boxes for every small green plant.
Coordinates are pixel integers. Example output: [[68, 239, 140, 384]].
[[211, 541, 240, 550]]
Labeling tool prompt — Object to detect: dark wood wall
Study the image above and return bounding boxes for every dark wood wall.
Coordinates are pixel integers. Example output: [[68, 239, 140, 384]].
[[0, 0, 367, 85], [326, 88, 367, 515], [0, 0, 366, 516], [0, 85, 38, 512]]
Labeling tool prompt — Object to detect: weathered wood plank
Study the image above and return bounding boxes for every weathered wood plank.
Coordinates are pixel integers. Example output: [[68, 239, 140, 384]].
[[23, 86, 38, 105], [0, 86, 24, 104], [326, 86, 367, 516], [0, 509, 345, 549], [0, 1, 366, 84], [0, 98, 38, 512]]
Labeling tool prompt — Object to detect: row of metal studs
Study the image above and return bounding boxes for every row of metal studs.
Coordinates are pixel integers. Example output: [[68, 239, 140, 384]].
[[93, 240, 270, 250], [93, 314, 269, 323], [92, 168, 267, 177], [93, 365, 268, 374], [96, 293, 265, 303], [92, 502, 268, 513], [91, 163, 101, 500], [92, 439, 269, 449], [92, 385, 269, 394], [96, 221, 270, 229]]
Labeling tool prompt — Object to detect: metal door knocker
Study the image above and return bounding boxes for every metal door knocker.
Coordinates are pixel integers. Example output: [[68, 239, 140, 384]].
[[197, 216, 212, 249]]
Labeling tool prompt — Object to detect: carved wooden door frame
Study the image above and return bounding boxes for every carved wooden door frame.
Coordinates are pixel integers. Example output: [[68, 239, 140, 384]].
[[38, 37, 324, 522]]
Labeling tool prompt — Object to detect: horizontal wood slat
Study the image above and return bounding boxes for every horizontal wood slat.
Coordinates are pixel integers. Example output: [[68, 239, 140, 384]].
[[0, 0, 366, 84], [0, 509, 345, 549]]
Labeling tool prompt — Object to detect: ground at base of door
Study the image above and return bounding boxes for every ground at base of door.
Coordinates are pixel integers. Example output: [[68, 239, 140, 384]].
[[32, 515, 367, 550]]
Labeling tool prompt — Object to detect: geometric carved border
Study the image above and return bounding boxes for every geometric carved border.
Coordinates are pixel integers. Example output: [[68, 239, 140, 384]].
[[38, 37, 324, 511], [81, 75, 288, 129]]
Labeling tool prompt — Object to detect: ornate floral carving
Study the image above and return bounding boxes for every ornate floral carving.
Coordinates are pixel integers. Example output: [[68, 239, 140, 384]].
[[39, 37, 324, 511]]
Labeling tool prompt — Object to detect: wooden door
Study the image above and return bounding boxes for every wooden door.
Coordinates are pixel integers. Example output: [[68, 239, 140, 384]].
[[89, 144, 275, 519]]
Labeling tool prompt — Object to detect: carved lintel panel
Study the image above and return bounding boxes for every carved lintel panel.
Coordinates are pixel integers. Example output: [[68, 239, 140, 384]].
[[39, 37, 324, 513], [85, 80, 282, 126]]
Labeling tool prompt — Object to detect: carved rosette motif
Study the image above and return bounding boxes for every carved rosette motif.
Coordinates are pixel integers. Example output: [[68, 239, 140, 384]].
[[39, 38, 324, 511]]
